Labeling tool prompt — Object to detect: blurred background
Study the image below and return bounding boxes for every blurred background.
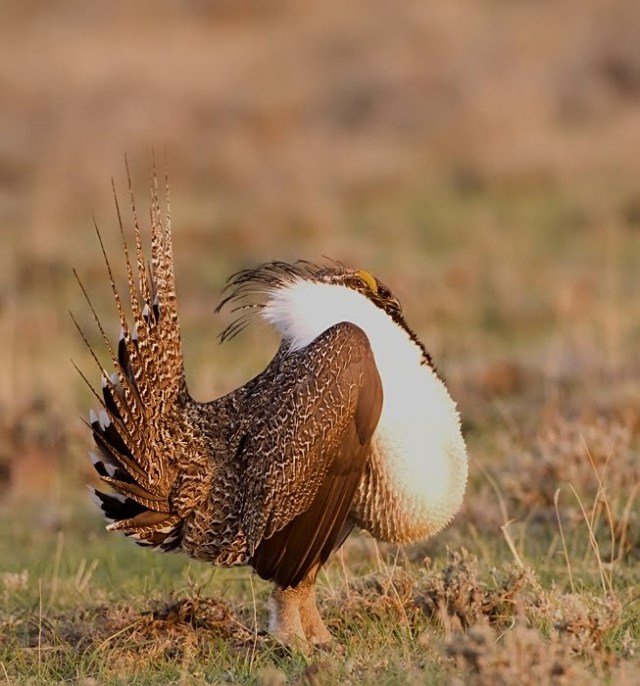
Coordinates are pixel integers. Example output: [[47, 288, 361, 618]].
[[1, 0, 639, 526]]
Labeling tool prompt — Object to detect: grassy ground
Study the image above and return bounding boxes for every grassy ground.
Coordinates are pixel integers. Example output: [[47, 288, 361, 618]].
[[1, 1, 640, 684]]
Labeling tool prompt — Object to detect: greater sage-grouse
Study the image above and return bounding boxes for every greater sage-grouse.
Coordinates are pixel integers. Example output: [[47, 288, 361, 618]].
[[78, 171, 468, 648]]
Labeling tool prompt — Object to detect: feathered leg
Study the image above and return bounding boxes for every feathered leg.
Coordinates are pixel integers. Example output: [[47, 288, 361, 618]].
[[298, 569, 332, 646], [268, 565, 332, 649], [268, 585, 305, 647]]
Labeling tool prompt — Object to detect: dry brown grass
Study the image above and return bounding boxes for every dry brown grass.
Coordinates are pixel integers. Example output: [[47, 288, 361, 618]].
[[1, 592, 259, 679], [500, 416, 640, 563]]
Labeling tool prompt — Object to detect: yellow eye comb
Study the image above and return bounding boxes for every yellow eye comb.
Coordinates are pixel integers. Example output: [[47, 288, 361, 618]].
[[355, 269, 378, 294]]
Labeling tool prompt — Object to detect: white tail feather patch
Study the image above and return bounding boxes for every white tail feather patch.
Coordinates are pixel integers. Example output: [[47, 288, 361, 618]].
[[98, 410, 111, 429], [88, 489, 115, 524]]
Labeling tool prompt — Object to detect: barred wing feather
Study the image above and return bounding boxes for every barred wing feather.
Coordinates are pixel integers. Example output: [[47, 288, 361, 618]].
[[242, 322, 383, 587]]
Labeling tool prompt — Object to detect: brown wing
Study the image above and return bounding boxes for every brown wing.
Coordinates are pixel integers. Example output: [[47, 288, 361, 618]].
[[240, 322, 383, 588]]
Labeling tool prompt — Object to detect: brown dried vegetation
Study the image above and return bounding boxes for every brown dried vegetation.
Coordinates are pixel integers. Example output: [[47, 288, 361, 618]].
[[499, 416, 640, 563], [1, 593, 255, 672], [314, 541, 634, 686], [446, 624, 592, 686]]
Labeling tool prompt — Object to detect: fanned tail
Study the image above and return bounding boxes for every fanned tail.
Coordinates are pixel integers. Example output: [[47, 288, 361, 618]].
[[74, 160, 191, 552]]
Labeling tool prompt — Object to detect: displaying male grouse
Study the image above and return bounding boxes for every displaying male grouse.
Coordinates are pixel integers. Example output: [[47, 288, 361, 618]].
[[78, 170, 468, 648]]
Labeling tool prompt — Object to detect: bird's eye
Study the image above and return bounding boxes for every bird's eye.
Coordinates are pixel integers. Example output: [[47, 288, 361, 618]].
[[355, 269, 378, 294], [386, 298, 402, 315]]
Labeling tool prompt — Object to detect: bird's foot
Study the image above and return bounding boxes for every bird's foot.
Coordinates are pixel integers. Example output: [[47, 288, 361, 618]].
[[268, 574, 338, 653], [300, 605, 333, 647], [299, 588, 335, 650], [268, 586, 308, 652]]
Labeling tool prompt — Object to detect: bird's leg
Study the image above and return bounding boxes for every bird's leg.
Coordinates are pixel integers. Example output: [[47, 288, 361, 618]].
[[297, 567, 333, 646], [267, 567, 332, 649], [268, 584, 305, 648]]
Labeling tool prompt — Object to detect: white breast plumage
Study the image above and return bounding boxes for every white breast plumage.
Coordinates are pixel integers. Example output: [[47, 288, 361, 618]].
[[262, 279, 468, 542]]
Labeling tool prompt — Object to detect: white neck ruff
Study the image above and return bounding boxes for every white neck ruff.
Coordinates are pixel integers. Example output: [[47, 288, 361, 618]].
[[262, 279, 468, 540]]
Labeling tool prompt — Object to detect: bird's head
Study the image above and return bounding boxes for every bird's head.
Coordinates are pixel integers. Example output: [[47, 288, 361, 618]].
[[311, 267, 403, 319], [216, 260, 435, 368], [217, 262, 398, 335]]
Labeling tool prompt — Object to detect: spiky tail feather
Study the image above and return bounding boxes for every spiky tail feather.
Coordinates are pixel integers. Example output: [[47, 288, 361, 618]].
[[74, 160, 189, 552]]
